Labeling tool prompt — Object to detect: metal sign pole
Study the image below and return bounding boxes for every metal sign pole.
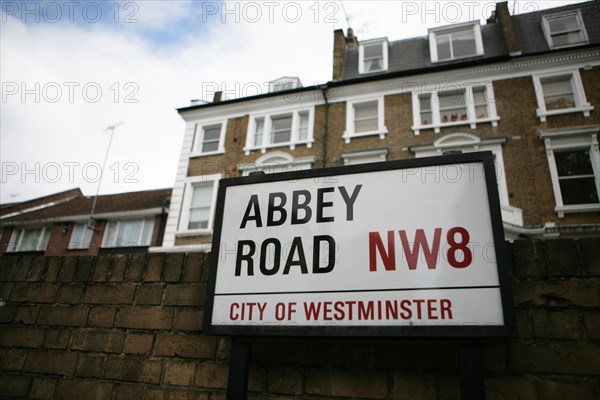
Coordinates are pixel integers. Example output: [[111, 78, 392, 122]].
[[226, 338, 251, 400], [459, 341, 485, 400]]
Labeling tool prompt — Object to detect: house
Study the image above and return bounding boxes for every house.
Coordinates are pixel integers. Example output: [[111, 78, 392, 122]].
[[156, 0, 600, 252], [0, 188, 171, 256]]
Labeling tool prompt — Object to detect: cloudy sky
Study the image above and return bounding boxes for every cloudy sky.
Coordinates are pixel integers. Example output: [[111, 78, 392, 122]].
[[0, 0, 578, 203]]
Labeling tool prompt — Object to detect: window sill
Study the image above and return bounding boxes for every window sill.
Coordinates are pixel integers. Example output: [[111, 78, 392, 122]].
[[176, 229, 213, 237], [412, 117, 499, 135], [342, 129, 388, 144], [555, 203, 600, 218], [190, 150, 225, 159], [243, 140, 314, 156], [537, 105, 593, 122], [359, 68, 388, 75]]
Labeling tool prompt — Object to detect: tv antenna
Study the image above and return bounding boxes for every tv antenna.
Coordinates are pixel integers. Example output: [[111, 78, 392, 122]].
[[88, 121, 124, 228]]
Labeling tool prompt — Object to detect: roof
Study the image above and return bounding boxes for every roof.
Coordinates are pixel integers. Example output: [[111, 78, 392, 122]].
[[0, 188, 83, 218], [341, 0, 598, 81], [177, 1, 599, 113], [1, 188, 171, 224], [513, 0, 600, 54]]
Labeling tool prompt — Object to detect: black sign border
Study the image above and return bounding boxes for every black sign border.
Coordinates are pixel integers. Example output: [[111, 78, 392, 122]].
[[203, 151, 516, 338]]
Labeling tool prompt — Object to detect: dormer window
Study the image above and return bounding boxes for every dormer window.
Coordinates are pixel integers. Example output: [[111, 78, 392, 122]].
[[429, 22, 483, 63], [359, 38, 388, 74], [542, 10, 588, 49]]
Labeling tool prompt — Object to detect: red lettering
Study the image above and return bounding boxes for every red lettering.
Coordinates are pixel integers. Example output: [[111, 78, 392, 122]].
[[413, 299, 425, 319], [399, 228, 441, 270], [303, 302, 321, 320], [427, 299, 438, 320], [441, 299, 453, 319], [447, 227, 472, 268], [323, 301, 333, 320], [230, 303, 239, 320], [400, 300, 412, 319], [369, 231, 396, 271], [334, 301, 345, 321]]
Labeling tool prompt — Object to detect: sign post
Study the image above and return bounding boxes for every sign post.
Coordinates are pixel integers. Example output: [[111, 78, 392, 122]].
[[204, 152, 516, 398]]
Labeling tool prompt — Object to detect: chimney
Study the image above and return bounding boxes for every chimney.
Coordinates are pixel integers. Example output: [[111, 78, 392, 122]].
[[494, 2, 521, 55], [213, 91, 223, 103], [332, 28, 359, 81]]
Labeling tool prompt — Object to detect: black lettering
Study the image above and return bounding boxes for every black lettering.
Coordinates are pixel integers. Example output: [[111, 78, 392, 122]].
[[316, 187, 334, 223], [338, 185, 362, 221], [313, 235, 336, 273], [235, 240, 255, 276], [283, 237, 308, 274], [292, 190, 312, 224], [260, 238, 281, 275], [267, 192, 287, 226], [240, 195, 262, 229]]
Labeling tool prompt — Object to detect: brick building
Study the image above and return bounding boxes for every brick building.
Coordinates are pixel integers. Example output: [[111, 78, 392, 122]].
[[0, 188, 171, 256], [156, 0, 600, 252]]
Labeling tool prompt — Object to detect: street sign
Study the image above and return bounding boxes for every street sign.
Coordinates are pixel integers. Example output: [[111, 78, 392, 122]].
[[203, 151, 515, 337]]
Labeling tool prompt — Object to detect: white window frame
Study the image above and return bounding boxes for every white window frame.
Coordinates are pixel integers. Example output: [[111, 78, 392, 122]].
[[190, 121, 227, 157], [411, 133, 523, 227], [102, 218, 155, 248], [358, 38, 388, 74], [6, 227, 51, 252], [342, 148, 388, 165], [533, 70, 593, 122], [541, 10, 589, 49], [244, 107, 314, 155], [68, 221, 95, 250], [177, 174, 221, 235], [343, 96, 387, 143], [429, 22, 484, 63], [541, 126, 600, 217], [411, 83, 499, 135]]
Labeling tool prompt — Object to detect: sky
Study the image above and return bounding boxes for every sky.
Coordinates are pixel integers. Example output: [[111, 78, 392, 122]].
[[0, 0, 580, 204]]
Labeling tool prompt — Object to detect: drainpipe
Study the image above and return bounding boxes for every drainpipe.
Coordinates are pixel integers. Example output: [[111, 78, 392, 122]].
[[320, 85, 330, 168]]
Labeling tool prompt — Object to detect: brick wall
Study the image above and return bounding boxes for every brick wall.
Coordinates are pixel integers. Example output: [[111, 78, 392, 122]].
[[1, 239, 599, 399]]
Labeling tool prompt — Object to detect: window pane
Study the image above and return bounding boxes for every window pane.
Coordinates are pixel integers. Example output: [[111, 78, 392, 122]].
[[355, 119, 378, 133], [452, 30, 476, 58], [20, 228, 45, 251], [555, 150, 594, 177], [552, 32, 583, 46], [436, 34, 451, 60], [191, 185, 213, 207], [354, 101, 378, 133], [419, 94, 431, 111], [473, 88, 488, 119], [69, 223, 93, 249], [140, 219, 154, 246], [204, 126, 221, 141], [271, 116, 292, 144], [542, 77, 574, 110], [7, 230, 20, 252], [364, 44, 382, 59], [439, 90, 467, 122], [549, 16, 579, 33], [188, 184, 213, 230], [354, 102, 377, 119], [116, 220, 143, 246], [254, 117, 264, 146], [298, 112, 309, 140], [559, 177, 599, 205]]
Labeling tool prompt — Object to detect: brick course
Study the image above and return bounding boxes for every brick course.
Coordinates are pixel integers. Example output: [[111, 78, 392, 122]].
[[0, 241, 598, 399]]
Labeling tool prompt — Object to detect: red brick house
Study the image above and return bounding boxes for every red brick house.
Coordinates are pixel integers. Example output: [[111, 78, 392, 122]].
[[0, 188, 170, 256]]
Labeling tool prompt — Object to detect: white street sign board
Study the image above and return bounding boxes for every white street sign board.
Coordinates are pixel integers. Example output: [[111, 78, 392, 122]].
[[204, 152, 515, 337]]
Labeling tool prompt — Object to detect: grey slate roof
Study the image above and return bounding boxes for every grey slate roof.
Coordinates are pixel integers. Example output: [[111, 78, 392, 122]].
[[340, 0, 599, 81]]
